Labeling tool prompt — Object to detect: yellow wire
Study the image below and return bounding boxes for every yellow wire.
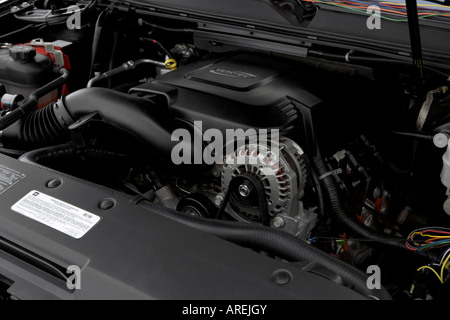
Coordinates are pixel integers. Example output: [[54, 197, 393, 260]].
[[417, 265, 443, 284], [440, 252, 450, 284], [418, 232, 450, 239], [410, 232, 450, 241], [417, 250, 450, 284]]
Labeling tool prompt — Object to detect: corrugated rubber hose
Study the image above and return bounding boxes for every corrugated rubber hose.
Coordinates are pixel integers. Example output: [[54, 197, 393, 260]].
[[311, 144, 438, 262]]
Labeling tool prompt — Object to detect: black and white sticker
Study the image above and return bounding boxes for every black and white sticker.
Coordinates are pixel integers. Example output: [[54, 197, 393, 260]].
[[0, 164, 26, 196], [11, 191, 100, 239]]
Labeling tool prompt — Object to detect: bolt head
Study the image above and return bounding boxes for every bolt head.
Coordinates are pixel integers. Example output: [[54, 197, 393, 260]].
[[273, 216, 285, 228], [214, 195, 224, 206], [238, 184, 251, 197]]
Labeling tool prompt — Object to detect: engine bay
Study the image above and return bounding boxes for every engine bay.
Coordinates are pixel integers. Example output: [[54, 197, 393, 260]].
[[1, 0, 450, 300]]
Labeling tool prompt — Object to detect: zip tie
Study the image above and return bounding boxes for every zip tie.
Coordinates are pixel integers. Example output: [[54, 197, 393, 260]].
[[318, 168, 342, 181]]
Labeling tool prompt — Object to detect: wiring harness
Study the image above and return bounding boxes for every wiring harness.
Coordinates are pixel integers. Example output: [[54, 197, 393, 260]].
[[407, 227, 450, 284], [300, 0, 450, 22]]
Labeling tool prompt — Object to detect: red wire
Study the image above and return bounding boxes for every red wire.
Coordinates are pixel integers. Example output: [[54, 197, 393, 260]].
[[405, 242, 418, 251], [416, 229, 450, 235], [407, 229, 450, 250]]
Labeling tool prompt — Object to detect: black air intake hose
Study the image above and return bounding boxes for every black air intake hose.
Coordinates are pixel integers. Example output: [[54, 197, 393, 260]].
[[1, 103, 71, 148], [0, 68, 69, 131], [312, 145, 438, 262], [19, 143, 130, 165], [2, 88, 193, 165], [19, 144, 144, 204]]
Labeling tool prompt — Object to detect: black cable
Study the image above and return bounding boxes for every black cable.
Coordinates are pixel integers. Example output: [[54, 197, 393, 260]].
[[391, 131, 434, 141], [405, 0, 425, 89], [0, 10, 12, 19], [84, 0, 98, 11], [0, 24, 35, 41], [88, 8, 111, 80], [140, 37, 174, 59], [310, 163, 326, 218], [107, 31, 121, 88]]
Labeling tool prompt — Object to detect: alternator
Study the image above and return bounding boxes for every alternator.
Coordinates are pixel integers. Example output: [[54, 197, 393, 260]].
[[220, 136, 317, 239]]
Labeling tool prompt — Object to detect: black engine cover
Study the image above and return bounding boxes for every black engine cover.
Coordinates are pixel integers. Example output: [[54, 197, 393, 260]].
[[130, 53, 322, 152]]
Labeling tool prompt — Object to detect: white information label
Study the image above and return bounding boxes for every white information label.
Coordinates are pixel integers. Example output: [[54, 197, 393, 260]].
[[11, 191, 100, 239]]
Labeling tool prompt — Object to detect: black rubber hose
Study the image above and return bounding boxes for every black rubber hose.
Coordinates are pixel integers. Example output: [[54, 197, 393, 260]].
[[19, 144, 144, 204], [0, 146, 26, 158], [18, 143, 390, 300], [0, 68, 69, 131], [19, 143, 129, 166], [87, 59, 167, 88], [311, 145, 439, 261], [2, 87, 194, 166], [19, 145, 72, 163], [136, 200, 391, 300], [20, 103, 70, 148], [61, 88, 190, 165]]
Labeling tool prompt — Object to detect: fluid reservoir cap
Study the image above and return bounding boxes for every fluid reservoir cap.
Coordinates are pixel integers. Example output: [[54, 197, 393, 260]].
[[9, 45, 36, 61]]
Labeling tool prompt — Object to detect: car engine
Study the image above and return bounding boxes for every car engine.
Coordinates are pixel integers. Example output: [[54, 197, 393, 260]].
[[1, 0, 450, 301]]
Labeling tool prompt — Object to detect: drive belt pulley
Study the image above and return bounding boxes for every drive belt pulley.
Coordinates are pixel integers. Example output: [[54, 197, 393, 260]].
[[217, 171, 270, 226]]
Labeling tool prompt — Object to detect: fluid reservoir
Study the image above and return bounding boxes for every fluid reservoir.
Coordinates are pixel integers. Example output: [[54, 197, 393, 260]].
[[0, 44, 59, 108]]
